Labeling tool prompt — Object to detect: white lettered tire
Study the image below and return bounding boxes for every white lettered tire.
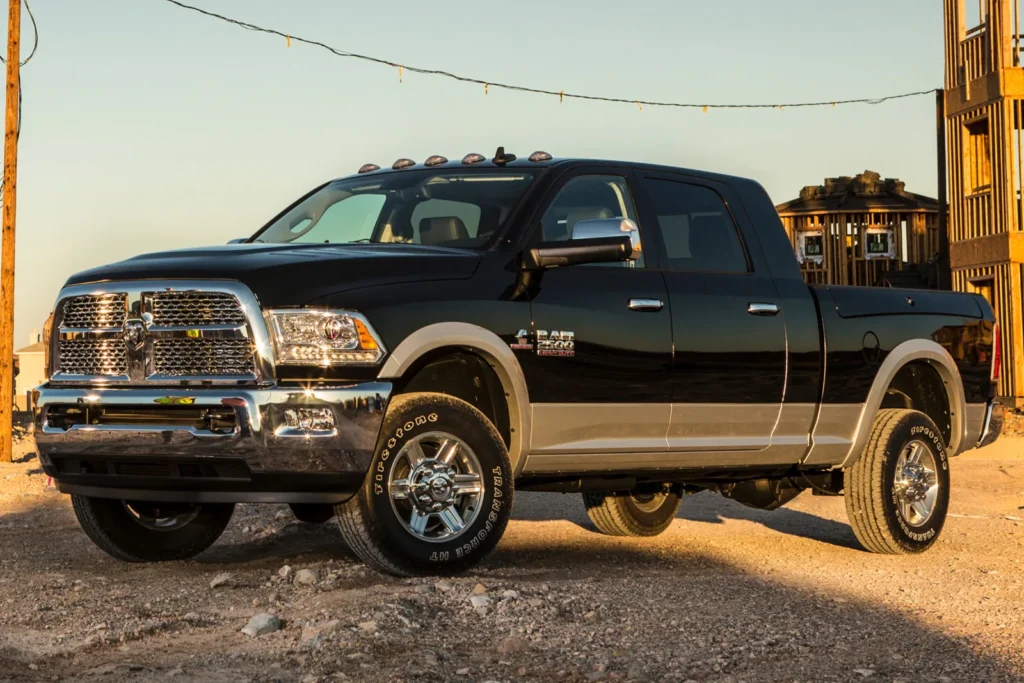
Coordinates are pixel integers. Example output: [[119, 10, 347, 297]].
[[337, 393, 514, 576], [845, 409, 950, 554]]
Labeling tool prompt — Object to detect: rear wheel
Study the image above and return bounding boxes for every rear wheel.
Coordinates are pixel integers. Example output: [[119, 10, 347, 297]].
[[71, 497, 234, 562], [583, 489, 681, 537], [336, 393, 513, 576], [845, 409, 950, 554]]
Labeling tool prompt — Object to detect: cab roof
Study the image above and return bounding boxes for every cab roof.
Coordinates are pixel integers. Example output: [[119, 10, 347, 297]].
[[338, 153, 753, 189]]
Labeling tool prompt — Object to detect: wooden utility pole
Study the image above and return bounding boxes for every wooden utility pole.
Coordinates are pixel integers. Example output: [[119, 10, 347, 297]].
[[0, 0, 20, 463]]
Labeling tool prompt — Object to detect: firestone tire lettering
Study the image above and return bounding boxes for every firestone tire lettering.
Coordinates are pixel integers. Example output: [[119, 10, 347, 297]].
[[845, 409, 951, 555], [336, 392, 514, 576]]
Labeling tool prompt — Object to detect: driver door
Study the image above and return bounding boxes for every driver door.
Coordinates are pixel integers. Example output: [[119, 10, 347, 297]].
[[517, 168, 673, 466]]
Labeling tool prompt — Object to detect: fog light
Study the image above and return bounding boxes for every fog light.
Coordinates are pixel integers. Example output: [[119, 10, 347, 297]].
[[281, 408, 336, 435]]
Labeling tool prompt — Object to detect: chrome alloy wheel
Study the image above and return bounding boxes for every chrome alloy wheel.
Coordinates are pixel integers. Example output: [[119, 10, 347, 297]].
[[387, 431, 485, 542], [892, 440, 940, 528], [122, 502, 201, 531]]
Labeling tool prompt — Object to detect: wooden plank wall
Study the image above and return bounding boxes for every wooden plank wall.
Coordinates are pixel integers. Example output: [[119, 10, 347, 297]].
[[953, 263, 1023, 399], [782, 211, 939, 287], [945, 0, 1008, 89]]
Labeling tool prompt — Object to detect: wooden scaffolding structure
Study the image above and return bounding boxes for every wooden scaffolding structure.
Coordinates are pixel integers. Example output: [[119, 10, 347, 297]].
[[944, 0, 1024, 404], [776, 171, 941, 288]]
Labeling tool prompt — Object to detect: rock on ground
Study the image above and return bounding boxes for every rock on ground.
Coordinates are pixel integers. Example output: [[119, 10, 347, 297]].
[[241, 613, 281, 638]]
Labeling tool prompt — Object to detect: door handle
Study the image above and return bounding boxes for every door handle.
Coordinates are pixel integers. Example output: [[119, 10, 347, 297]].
[[628, 298, 664, 312], [747, 302, 780, 316]]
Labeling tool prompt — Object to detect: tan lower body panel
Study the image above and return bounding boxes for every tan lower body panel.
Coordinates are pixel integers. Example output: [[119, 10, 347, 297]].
[[522, 402, 820, 475], [801, 404, 863, 466]]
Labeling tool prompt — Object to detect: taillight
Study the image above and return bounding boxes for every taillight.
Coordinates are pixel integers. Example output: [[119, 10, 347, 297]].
[[991, 321, 1001, 382]]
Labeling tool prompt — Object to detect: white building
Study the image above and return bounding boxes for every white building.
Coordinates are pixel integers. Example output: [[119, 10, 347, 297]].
[[14, 329, 45, 411]]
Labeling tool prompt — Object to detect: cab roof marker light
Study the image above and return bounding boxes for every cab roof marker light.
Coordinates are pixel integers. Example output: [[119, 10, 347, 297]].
[[357, 163, 380, 174], [424, 155, 448, 167], [462, 153, 486, 165], [392, 158, 416, 170], [528, 150, 553, 162]]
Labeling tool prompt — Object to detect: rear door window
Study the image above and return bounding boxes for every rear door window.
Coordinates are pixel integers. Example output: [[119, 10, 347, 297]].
[[641, 178, 748, 273]]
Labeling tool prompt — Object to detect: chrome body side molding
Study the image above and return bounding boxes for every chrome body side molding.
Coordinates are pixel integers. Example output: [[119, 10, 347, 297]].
[[377, 322, 532, 477]]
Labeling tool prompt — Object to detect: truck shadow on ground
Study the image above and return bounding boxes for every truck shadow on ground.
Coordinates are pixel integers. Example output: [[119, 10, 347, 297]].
[[512, 490, 862, 550], [675, 492, 862, 550]]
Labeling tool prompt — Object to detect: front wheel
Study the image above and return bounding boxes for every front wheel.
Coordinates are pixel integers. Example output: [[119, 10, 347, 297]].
[[71, 497, 234, 562], [336, 393, 514, 576], [845, 409, 950, 554], [583, 489, 681, 537]]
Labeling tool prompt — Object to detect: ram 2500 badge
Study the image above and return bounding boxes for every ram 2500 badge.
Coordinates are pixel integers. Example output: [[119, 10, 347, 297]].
[[34, 149, 1003, 575]]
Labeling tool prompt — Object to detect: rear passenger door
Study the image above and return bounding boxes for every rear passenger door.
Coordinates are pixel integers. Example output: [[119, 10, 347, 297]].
[[635, 173, 790, 459]]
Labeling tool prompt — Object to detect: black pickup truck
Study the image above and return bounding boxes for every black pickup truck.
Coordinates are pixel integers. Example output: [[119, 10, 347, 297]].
[[34, 150, 1002, 576]]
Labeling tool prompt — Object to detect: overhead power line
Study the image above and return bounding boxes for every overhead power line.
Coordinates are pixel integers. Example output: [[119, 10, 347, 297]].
[[0, 0, 35, 66], [162, 0, 937, 112]]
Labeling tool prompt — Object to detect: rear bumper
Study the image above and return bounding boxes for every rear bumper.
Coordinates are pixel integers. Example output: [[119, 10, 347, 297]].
[[978, 399, 1004, 449], [34, 382, 391, 503]]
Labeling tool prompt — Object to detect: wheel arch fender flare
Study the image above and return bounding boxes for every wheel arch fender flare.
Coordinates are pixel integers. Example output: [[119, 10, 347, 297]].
[[377, 322, 531, 477], [843, 338, 966, 469]]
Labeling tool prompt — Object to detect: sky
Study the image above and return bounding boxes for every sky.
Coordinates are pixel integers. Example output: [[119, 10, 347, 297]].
[[5, 0, 946, 348]]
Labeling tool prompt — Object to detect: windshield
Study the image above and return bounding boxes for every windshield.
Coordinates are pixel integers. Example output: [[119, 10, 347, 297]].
[[253, 170, 537, 248]]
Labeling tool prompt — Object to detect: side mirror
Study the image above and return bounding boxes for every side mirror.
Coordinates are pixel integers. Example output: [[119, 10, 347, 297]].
[[227, 238, 249, 245], [523, 236, 632, 270], [571, 218, 642, 261]]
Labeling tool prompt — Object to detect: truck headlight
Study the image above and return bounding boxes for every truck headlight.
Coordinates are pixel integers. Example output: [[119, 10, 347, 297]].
[[265, 310, 386, 366]]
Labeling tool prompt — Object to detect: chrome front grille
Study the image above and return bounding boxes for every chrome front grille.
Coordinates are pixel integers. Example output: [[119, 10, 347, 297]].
[[62, 294, 127, 329], [152, 338, 256, 377], [52, 283, 264, 383], [149, 292, 246, 327], [58, 339, 129, 377]]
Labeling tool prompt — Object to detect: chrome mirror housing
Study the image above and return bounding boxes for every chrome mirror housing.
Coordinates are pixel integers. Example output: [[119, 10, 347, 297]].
[[571, 218, 641, 260]]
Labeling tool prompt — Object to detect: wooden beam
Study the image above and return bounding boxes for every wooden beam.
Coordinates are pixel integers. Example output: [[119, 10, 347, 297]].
[[937, 89, 952, 290]]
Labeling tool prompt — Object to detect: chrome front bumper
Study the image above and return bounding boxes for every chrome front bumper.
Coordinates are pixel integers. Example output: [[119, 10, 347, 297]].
[[33, 383, 392, 501]]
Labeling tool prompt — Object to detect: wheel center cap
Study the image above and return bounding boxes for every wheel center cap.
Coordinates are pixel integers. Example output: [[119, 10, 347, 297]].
[[428, 475, 453, 500], [410, 461, 456, 511], [899, 464, 928, 501]]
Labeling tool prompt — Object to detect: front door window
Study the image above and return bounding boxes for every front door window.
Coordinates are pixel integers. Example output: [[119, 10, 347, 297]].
[[539, 175, 644, 267]]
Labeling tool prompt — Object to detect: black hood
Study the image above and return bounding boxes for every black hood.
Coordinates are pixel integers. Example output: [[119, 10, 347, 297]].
[[65, 243, 481, 308]]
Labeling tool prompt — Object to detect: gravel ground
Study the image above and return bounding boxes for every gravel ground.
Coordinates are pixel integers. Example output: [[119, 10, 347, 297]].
[[1, 430, 1022, 683]]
